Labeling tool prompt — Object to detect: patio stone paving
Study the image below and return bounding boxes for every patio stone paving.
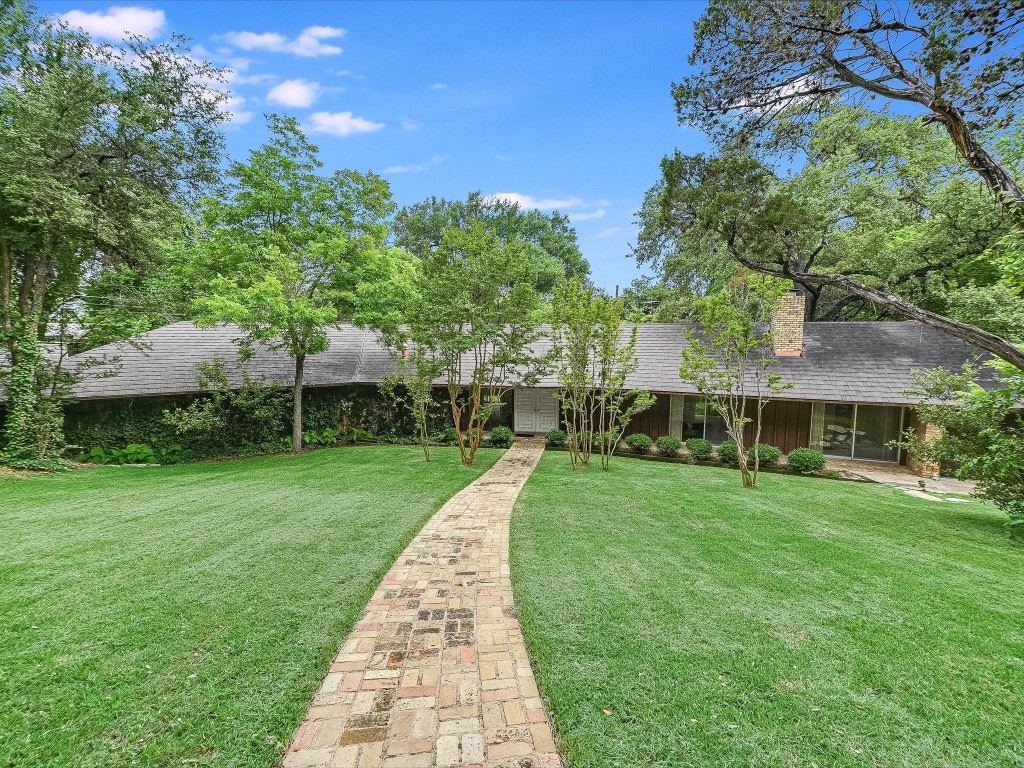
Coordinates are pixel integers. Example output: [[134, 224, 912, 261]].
[[280, 438, 560, 768]]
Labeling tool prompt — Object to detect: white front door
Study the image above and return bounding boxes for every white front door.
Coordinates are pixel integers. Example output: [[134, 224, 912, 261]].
[[514, 388, 559, 434]]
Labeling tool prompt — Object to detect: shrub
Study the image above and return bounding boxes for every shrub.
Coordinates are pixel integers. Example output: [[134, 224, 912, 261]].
[[545, 429, 567, 447], [77, 443, 158, 465], [717, 440, 739, 464], [625, 433, 653, 454], [655, 435, 683, 457], [489, 426, 514, 448], [685, 438, 713, 460], [787, 447, 827, 474], [436, 426, 459, 445], [349, 427, 375, 443], [749, 443, 783, 467]]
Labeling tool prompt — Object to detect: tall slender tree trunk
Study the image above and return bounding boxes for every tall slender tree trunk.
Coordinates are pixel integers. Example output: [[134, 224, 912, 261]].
[[292, 353, 305, 454]]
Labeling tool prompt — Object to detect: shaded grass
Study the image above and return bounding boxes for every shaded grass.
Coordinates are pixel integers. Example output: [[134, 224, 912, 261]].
[[0, 446, 499, 768], [511, 454, 1024, 768]]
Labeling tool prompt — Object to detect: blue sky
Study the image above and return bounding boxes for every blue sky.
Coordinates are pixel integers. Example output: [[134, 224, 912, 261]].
[[40, 1, 712, 291]]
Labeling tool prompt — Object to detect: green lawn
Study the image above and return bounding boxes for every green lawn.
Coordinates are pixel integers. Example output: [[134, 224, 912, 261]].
[[0, 446, 498, 768], [511, 454, 1024, 768]]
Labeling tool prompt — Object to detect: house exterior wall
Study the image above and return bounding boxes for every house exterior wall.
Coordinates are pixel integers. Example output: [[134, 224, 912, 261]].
[[905, 409, 942, 477], [743, 399, 813, 454]]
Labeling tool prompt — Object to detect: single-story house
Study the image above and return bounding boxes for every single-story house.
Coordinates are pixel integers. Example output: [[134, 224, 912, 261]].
[[60, 293, 993, 475]]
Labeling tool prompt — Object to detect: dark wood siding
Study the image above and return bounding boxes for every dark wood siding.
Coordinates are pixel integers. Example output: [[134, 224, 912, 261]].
[[743, 399, 811, 453], [623, 393, 671, 439]]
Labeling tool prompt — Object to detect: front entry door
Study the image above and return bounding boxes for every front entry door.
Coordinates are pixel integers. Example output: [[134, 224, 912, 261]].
[[514, 389, 559, 434]]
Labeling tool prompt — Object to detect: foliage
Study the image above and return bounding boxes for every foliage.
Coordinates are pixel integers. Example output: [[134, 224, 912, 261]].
[[677, 0, 1024, 224], [404, 220, 546, 466], [787, 448, 828, 474], [488, 426, 514, 448], [349, 427, 376, 443], [545, 428, 567, 448], [902, 362, 1024, 531], [190, 115, 406, 453], [551, 277, 655, 470], [680, 273, 791, 486], [749, 443, 782, 467], [625, 433, 653, 454], [433, 426, 460, 446], [378, 365, 443, 461], [0, 334, 66, 470], [716, 440, 740, 465], [77, 443, 159, 466], [393, 191, 589, 293], [655, 435, 682, 457], [685, 438, 713, 461]]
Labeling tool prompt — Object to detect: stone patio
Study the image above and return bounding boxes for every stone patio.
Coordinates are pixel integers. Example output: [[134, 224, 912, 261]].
[[280, 438, 560, 768]]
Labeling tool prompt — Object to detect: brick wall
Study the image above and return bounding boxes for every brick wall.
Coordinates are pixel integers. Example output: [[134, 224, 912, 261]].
[[772, 291, 806, 357], [906, 409, 942, 477]]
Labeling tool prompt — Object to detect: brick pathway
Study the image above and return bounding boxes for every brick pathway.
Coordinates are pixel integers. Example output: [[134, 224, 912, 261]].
[[280, 439, 560, 768]]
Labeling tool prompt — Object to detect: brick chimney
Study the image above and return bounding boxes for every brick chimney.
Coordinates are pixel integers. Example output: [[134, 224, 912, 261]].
[[772, 290, 805, 357]]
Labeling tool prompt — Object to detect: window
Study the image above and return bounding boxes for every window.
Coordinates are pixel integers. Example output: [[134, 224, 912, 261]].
[[811, 403, 903, 462]]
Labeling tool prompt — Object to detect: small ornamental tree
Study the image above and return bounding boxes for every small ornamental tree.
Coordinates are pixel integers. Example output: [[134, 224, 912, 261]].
[[407, 221, 545, 466], [679, 272, 792, 487], [377, 347, 443, 462], [191, 115, 400, 453], [551, 278, 655, 470]]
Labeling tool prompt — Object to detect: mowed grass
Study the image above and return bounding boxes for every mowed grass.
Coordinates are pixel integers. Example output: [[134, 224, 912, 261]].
[[511, 454, 1024, 768], [0, 446, 499, 768]]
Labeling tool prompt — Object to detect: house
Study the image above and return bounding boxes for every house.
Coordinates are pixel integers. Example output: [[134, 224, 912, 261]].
[[59, 294, 993, 475]]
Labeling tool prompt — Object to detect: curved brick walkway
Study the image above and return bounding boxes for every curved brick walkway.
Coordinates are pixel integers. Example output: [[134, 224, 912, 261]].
[[281, 439, 560, 768]]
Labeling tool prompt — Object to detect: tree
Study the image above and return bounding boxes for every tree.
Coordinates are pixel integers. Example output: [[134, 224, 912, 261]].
[[191, 115, 401, 453], [901, 361, 1024, 535], [679, 273, 792, 488], [551, 278, 655, 470], [393, 191, 589, 292], [677, 0, 1024, 222], [377, 350, 443, 462], [641, 148, 1024, 370], [407, 221, 545, 466], [0, 0, 226, 466]]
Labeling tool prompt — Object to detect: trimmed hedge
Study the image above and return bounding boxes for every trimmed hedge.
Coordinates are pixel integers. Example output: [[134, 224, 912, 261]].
[[655, 435, 683, 457], [685, 438, 713, 460], [625, 433, 654, 454], [787, 448, 828, 474]]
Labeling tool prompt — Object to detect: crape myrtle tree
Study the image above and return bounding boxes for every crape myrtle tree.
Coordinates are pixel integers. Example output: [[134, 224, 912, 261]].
[[191, 115, 406, 454], [670, 0, 1024, 369], [551, 278, 655, 470], [0, 0, 226, 468], [406, 221, 546, 467], [679, 272, 792, 488]]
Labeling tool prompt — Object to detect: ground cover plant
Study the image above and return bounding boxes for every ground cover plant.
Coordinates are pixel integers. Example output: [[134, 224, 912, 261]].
[[0, 446, 498, 767], [511, 454, 1024, 768]]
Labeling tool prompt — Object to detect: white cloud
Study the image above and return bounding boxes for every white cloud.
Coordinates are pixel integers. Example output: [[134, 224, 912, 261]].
[[224, 25, 346, 57], [486, 192, 583, 211], [223, 95, 254, 126], [306, 111, 385, 137], [59, 5, 166, 40], [267, 78, 319, 108], [430, 82, 448, 90], [495, 154, 512, 162], [401, 118, 421, 131], [571, 208, 606, 221], [384, 155, 443, 174], [596, 227, 623, 239], [333, 69, 365, 79]]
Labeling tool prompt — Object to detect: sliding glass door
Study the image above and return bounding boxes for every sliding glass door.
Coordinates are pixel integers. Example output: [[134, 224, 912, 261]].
[[811, 402, 903, 462]]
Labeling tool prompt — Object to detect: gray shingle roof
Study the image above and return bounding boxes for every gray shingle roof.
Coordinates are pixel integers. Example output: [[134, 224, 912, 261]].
[[66, 320, 993, 406]]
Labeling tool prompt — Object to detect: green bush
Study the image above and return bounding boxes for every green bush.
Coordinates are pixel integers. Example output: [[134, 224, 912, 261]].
[[302, 428, 341, 447], [625, 433, 653, 454], [749, 443, 783, 467], [76, 443, 158, 465], [432, 426, 459, 445], [787, 447, 827, 474], [349, 427, 376, 443], [489, 426, 514, 448], [685, 438, 713, 460], [655, 435, 683, 457], [545, 429, 567, 447], [717, 440, 739, 464]]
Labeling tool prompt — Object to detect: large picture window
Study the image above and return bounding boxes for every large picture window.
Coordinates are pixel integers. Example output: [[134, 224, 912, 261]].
[[668, 395, 737, 446], [811, 402, 902, 462]]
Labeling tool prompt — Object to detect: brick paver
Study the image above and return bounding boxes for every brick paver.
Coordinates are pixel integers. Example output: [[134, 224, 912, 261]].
[[280, 439, 560, 768]]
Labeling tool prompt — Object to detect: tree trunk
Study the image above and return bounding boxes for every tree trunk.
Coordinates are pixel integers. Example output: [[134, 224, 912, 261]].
[[928, 105, 1024, 225], [729, 250, 1024, 371], [292, 353, 305, 454]]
